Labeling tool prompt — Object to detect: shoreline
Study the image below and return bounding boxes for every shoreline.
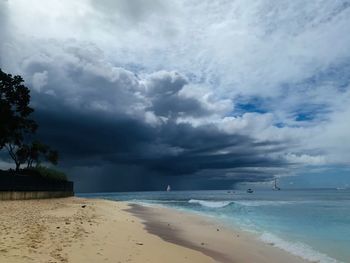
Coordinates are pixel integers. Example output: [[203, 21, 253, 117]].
[[0, 197, 310, 263], [128, 203, 310, 263]]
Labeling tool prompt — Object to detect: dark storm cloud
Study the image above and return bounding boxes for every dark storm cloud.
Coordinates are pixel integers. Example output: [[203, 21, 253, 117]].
[[33, 109, 155, 163], [34, 104, 287, 169], [145, 71, 211, 118], [2, 40, 292, 191], [32, 95, 289, 190], [142, 128, 288, 176], [21, 42, 211, 121]]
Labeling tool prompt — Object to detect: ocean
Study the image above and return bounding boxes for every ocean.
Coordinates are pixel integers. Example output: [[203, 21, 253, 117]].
[[79, 189, 350, 263]]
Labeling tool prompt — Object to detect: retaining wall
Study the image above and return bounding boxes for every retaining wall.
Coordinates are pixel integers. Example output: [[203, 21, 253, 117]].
[[0, 191, 74, 200], [0, 172, 74, 200]]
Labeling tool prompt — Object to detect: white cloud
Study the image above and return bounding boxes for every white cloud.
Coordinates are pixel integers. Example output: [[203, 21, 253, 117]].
[[1, 0, 350, 169], [32, 70, 48, 92], [284, 153, 327, 166]]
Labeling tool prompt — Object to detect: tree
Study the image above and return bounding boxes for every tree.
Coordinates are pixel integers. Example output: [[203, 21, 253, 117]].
[[0, 69, 58, 171], [23, 141, 59, 168], [0, 69, 37, 146], [46, 150, 59, 166], [0, 69, 38, 170]]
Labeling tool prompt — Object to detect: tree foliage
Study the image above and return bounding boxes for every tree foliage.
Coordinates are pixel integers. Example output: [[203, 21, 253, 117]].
[[16, 141, 59, 169], [0, 69, 59, 171]]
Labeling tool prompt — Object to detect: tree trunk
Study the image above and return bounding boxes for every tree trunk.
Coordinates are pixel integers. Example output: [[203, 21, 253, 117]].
[[15, 162, 20, 171], [5, 144, 20, 172], [27, 158, 32, 168]]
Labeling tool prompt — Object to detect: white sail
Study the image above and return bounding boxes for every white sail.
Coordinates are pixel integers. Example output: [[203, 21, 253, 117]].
[[166, 185, 171, 192], [273, 178, 281, 190]]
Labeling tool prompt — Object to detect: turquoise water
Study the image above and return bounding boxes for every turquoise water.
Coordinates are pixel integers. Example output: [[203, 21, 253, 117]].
[[80, 189, 350, 263]]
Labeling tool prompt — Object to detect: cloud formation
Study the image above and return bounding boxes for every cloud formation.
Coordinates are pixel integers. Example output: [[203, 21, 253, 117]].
[[1, 0, 350, 191]]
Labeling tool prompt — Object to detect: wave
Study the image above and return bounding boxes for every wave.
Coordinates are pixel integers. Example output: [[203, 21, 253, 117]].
[[187, 199, 301, 208], [234, 200, 304, 207], [131, 199, 186, 203], [259, 232, 339, 263], [188, 199, 233, 208]]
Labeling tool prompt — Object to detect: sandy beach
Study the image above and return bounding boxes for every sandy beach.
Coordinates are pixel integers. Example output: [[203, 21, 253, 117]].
[[0, 197, 310, 263]]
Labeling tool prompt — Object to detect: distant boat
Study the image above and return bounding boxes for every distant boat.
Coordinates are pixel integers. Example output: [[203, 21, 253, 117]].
[[273, 178, 281, 191], [166, 185, 171, 192], [246, 188, 254, 193]]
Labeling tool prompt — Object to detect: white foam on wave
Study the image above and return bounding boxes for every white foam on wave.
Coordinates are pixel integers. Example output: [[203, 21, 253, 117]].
[[188, 199, 233, 208], [259, 232, 340, 263], [128, 200, 164, 208]]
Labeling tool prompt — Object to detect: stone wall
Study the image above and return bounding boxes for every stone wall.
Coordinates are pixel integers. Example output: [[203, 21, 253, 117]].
[[0, 191, 74, 200]]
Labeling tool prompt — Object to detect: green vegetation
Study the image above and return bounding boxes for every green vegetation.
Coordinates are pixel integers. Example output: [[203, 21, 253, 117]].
[[1, 68, 64, 180], [21, 166, 67, 182]]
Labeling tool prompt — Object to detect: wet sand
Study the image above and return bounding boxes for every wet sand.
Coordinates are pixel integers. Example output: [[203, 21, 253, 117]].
[[129, 204, 311, 263]]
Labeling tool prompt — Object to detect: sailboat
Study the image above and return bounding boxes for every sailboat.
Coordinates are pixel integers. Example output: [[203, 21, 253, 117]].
[[273, 178, 281, 191], [166, 185, 171, 192]]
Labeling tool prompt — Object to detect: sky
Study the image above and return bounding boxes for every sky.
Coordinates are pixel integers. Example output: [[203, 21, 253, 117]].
[[0, 0, 350, 192]]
